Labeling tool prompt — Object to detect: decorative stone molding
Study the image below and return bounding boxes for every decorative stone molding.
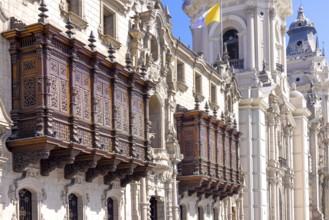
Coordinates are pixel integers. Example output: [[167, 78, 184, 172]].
[[97, 25, 121, 49], [8, 169, 47, 204], [102, 0, 129, 14], [177, 81, 188, 92], [22, 0, 41, 6], [0, 2, 9, 22], [59, 0, 88, 29]]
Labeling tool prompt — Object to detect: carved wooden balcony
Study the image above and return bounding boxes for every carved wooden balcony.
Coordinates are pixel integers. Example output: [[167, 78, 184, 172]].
[[2, 22, 155, 186], [175, 109, 242, 199]]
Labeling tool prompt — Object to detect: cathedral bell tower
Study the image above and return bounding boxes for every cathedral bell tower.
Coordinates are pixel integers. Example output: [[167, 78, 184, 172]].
[[287, 5, 319, 58]]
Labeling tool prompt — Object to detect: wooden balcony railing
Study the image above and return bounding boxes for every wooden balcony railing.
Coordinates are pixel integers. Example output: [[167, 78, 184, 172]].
[[3, 22, 155, 186], [175, 109, 242, 199]]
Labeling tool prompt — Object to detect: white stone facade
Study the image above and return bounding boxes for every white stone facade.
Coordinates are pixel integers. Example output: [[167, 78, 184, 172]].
[[0, 0, 242, 220], [182, 0, 327, 220]]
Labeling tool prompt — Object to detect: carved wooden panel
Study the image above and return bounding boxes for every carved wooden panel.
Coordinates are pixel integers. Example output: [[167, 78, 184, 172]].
[[48, 59, 69, 113], [4, 23, 155, 184], [22, 75, 37, 108], [73, 67, 91, 121], [115, 89, 129, 134], [175, 110, 242, 197], [94, 79, 112, 128], [132, 95, 144, 139], [180, 126, 195, 158], [52, 120, 70, 142]]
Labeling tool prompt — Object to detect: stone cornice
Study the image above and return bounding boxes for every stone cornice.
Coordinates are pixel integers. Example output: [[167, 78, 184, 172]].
[[292, 107, 312, 117], [239, 97, 269, 112]]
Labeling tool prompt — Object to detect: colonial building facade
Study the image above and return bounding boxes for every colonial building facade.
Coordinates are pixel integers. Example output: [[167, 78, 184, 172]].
[[0, 0, 243, 220], [183, 0, 329, 220], [286, 6, 329, 220]]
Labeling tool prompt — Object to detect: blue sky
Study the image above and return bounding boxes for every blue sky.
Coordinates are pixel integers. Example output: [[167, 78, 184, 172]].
[[161, 0, 329, 56]]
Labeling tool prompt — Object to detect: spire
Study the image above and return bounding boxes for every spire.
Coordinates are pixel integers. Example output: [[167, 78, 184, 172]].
[[316, 36, 319, 52], [323, 42, 326, 56], [297, 4, 305, 20]]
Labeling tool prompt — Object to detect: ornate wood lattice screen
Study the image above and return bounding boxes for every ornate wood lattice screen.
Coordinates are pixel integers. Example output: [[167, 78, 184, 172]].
[[175, 109, 242, 199], [3, 22, 155, 186]]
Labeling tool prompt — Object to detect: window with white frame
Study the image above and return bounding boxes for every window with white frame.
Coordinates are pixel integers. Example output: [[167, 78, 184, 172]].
[[177, 60, 185, 83], [195, 73, 202, 95], [103, 6, 115, 38], [67, 0, 82, 17], [211, 84, 217, 104]]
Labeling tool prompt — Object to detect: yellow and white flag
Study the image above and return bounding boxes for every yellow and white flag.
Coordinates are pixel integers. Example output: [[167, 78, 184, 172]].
[[191, 3, 220, 29]]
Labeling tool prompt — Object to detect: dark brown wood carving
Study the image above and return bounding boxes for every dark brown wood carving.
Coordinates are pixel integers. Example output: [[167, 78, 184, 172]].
[[175, 110, 242, 200], [2, 23, 155, 186]]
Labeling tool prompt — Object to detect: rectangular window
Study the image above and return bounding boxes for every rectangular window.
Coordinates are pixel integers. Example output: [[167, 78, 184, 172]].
[[103, 6, 115, 37], [68, 0, 81, 16], [195, 74, 202, 94], [211, 84, 217, 104], [177, 61, 185, 83]]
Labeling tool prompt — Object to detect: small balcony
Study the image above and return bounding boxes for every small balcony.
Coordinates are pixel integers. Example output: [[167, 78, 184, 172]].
[[3, 22, 155, 186], [229, 59, 244, 70], [175, 108, 242, 199]]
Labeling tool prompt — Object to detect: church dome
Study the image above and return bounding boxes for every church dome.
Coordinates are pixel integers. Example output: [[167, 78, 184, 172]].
[[288, 5, 314, 30], [290, 90, 304, 98]]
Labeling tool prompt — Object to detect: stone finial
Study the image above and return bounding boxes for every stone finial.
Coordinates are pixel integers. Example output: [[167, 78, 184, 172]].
[[194, 95, 200, 110], [38, 0, 49, 23], [88, 31, 96, 51], [140, 60, 147, 78], [165, 6, 172, 19], [65, 17, 74, 39], [262, 59, 268, 72], [125, 50, 132, 71], [205, 102, 209, 114], [323, 41, 326, 56], [154, 0, 160, 9], [233, 119, 237, 129], [147, 3, 152, 10], [223, 42, 230, 62], [108, 43, 116, 62], [213, 107, 218, 119], [220, 111, 225, 123]]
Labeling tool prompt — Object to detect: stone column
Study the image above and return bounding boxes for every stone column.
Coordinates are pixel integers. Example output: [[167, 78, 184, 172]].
[[131, 181, 141, 220], [292, 106, 311, 220], [269, 9, 276, 72], [246, 7, 255, 70], [238, 190, 245, 220], [171, 173, 179, 220], [310, 123, 324, 219], [140, 178, 149, 220], [281, 25, 288, 73]]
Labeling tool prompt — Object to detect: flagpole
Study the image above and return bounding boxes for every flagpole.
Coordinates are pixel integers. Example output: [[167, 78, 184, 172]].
[[220, 0, 223, 58]]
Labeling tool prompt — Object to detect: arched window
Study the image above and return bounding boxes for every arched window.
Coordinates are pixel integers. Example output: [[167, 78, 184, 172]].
[[68, 193, 78, 220], [150, 196, 158, 220], [19, 188, 32, 220], [107, 197, 115, 220], [180, 205, 187, 220], [223, 29, 239, 60], [213, 208, 219, 220], [198, 207, 204, 220]]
